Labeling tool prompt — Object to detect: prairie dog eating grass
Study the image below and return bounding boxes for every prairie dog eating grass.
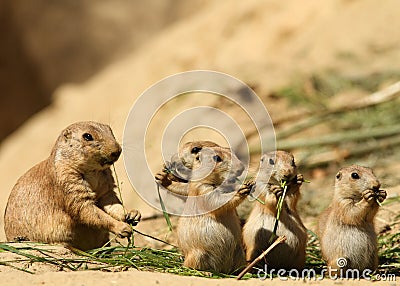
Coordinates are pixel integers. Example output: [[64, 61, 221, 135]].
[[156, 143, 253, 273], [242, 151, 307, 270]]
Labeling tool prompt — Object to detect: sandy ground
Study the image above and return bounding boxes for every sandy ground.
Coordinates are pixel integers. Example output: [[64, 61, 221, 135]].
[[0, 0, 400, 284], [2, 270, 397, 286]]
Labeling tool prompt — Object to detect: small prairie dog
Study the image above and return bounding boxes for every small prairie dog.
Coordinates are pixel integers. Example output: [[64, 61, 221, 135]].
[[242, 150, 307, 270], [156, 142, 253, 273], [4, 121, 141, 250], [318, 165, 386, 271]]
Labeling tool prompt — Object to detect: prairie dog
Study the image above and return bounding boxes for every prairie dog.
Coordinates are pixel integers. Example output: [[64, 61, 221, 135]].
[[4, 121, 141, 250], [318, 165, 386, 271], [156, 144, 253, 273], [242, 151, 307, 270]]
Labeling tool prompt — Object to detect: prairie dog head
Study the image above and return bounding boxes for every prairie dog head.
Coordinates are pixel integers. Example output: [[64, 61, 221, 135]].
[[168, 140, 227, 180], [334, 165, 381, 201], [190, 146, 245, 186], [257, 151, 297, 185], [54, 121, 122, 171], [178, 141, 223, 168]]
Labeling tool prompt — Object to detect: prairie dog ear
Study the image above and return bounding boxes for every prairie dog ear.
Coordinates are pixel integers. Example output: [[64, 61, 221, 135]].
[[62, 128, 72, 142], [335, 171, 342, 181]]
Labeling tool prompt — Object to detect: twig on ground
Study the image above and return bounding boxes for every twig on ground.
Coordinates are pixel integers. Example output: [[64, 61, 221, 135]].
[[277, 124, 400, 150], [296, 134, 400, 168], [236, 236, 287, 280], [276, 80, 400, 140], [242, 80, 400, 153]]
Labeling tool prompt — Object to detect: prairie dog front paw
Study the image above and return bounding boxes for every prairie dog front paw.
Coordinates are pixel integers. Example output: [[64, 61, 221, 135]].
[[125, 209, 141, 226]]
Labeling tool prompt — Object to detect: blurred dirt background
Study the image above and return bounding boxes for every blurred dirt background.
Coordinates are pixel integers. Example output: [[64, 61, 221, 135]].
[[0, 0, 399, 284]]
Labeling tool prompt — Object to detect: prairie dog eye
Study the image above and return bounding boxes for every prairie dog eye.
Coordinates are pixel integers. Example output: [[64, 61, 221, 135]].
[[191, 147, 202, 154], [213, 155, 222, 162], [269, 158, 275, 165], [82, 133, 94, 141], [351, 172, 360, 180], [336, 172, 341, 180]]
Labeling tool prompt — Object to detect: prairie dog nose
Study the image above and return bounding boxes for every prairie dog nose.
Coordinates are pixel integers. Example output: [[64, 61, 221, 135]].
[[281, 169, 293, 181], [110, 145, 122, 162]]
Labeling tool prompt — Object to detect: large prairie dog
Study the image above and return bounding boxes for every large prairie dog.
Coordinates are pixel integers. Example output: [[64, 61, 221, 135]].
[[242, 150, 307, 270], [318, 165, 386, 271], [156, 144, 253, 273], [4, 121, 141, 250]]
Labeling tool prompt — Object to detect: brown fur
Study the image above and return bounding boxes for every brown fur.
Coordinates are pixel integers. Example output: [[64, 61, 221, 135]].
[[159, 141, 230, 195], [4, 121, 141, 250], [242, 151, 307, 270], [178, 141, 223, 167], [157, 141, 223, 193], [156, 143, 252, 273], [317, 165, 386, 272]]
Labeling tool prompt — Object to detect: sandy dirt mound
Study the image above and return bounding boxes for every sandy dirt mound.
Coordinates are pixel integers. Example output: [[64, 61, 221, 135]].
[[0, 0, 207, 141]]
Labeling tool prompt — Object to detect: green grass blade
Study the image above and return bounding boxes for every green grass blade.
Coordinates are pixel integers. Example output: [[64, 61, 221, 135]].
[[0, 260, 34, 274], [156, 183, 173, 231], [249, 193, 265, 204], [269, 180, 288, 243], [275, 180, 288, 220]]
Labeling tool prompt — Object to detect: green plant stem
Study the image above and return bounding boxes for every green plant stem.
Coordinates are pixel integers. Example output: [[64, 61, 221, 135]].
[[249, 193, 265, 204], [112, 164, 126, 216], [269, 181, 288, 244], [133, 229, 177, 248], [156, 183, 173, 232]]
